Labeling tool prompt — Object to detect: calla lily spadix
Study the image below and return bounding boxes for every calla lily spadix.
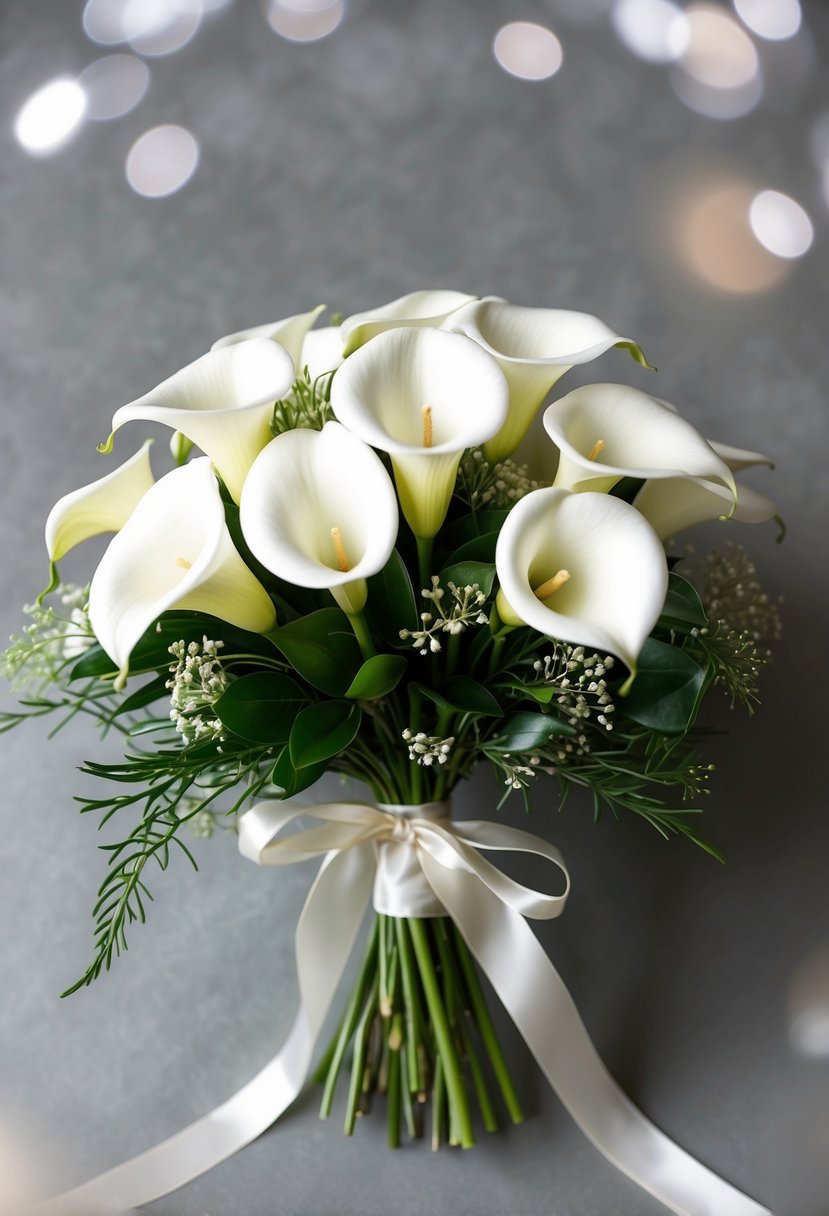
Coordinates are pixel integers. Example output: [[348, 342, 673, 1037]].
[[106, 338, 295, 504], [494, 487, 668, 680], [444, 298, 651, 463], [543, 384, 737, 505], [330, 328, 508, 539], [89, 458, 276, 688], [633, 439, 778, 542], [211, 304, 343, 380], [45, 439, 155, 563], [239, 421, 398, 617], [341, 289, 476, 357]]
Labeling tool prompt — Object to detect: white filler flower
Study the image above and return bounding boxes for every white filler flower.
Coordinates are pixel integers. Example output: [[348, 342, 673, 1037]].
[[445, 298, 648, 462], [108, 338, 295, 504], [45, 439, 155, 562], [331, 327, 508, 538], [89, 458, 276, 686], [341, 288, 476, 356], [239, 420, 398, 616], [495, 487, 668, 679]]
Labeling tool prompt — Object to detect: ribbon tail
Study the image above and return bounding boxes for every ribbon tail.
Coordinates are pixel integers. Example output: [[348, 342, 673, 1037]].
[[423, 857, 774, 1216], [31, 845, 375, 1216]]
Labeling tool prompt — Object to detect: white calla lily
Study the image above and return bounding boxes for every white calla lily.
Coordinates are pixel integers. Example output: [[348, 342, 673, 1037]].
[[495, 487, 668, 678], [543, 384, 736, 502], [211, 304, 327, 367], [445, 298, 650, 462], [301, 326, 345, 380], [89, 458, 276, 686], [45, 440, 155, 562], [633, 439, 777, 541], [239, 421, 398, 616], [341, 289, 476, 356], [108, 338, 295, 503], [331, 328, 508, 539]]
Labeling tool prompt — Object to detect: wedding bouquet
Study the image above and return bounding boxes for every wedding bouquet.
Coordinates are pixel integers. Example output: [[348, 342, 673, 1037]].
[[2, 291, 781, 1213]]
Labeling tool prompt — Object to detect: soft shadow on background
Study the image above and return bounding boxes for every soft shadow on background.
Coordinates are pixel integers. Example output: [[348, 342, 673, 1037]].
[[1, 2, 828, 1213]]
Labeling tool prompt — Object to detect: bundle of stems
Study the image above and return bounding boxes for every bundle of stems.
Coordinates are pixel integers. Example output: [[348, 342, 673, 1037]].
[[315, 914, 523, 1148]]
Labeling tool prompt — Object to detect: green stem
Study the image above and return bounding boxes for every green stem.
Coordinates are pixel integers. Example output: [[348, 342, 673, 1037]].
[[394, 918, 424, 1095], [387, 1036, 402, 1148], [452, 925, 524, 1125], [408, 918, 475, 1149], [343, 976, 379, 1135], [433, 923, 497, 1134], [431, 1052, 445, 1151], [347, 608, 376, 661], [416, 534, 434, 595], [319, 920, 379, 1118], [407, 685, 424, 803]]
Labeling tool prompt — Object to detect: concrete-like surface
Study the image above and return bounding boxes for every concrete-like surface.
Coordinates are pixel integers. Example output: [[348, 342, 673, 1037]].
[[1, 2, 827, 1213]]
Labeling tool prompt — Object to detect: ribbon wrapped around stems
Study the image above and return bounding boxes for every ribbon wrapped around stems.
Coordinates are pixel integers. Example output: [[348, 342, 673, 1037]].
[[32, 799, 773, 1216]]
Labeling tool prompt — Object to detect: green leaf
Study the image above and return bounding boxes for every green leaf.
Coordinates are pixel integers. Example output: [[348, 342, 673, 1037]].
[[495, 710, 575, 752], [271, 745, 329, 797], [216, 672, 309, 743], [496, 679, 556, 706], [345, 653, 408, 700], [658, 573, 707, 630], [411, 677, 502, 717], [289, 700, 362, 768], [112, 674, 170, 717], [366, 548, 418, 644], [441, 509, 510, 551], [443, 532, 501, 568], [270, 608, 362, 696], [621, 638, 705, 734], [70, 614, 276, 681], [438, 560, 496, 598]]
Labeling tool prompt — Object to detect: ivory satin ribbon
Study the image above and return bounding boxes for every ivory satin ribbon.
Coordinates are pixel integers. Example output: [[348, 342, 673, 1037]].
[[32, 799, 774, 1216]]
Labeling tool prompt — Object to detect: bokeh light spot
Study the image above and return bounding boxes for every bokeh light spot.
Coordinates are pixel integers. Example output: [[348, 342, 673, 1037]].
[[733, 0, 801, 42], [266, 0, 345, 43], [749, 190, 813, 259], [611, 0, 689, 64], [671, 5, 762, 120], [79, 54, 150, 121], [493, 22, 563, 82], [14, 78, 87, 156], [125, 124, 200, 198], [674, 178, 790, 294]]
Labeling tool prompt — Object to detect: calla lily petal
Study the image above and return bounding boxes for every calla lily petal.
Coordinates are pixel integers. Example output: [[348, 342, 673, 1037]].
[[709, 440, 775, 472], [211, 304, 326, 369], [89, 458, 276, 685], [634, 476, 777, 541], [45, 440, 155, 562], [445, 298, 650, 462], [330, 328, 508, 538], [110, 339, 295, 503], [239, 421, 398, 613], [341, 289, 476, 356], [544, 384, 736, 500], [495, 487, 668, 676], [301, 326, 344, 380]]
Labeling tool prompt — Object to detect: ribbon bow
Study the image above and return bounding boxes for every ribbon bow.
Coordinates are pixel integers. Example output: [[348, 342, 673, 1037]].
[[35, 800, 774, 1216]]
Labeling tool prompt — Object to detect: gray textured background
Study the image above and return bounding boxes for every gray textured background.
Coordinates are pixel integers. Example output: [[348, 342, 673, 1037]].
[[1, 1, 828, 1213]]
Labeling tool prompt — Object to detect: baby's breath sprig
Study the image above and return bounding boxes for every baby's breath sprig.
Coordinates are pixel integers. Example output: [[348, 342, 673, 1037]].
[[166, 638, 228, 743], [530, 643, 616, 734], [688, 624, 769, 713], [399, 576, 488, 655], [688, 542, 782, 644], [402, 728, 455, 766], [457, 447, 543, 511], [1, 584, 95, 691], [270, 368, 334, 436]]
